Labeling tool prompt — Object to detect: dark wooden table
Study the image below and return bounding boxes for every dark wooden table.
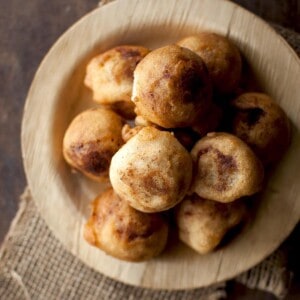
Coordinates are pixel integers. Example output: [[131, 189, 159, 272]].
[[0, 0, 299, 299]]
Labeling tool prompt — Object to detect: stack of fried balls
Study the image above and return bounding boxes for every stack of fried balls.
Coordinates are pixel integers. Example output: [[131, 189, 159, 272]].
[[63, 32, 290, 261]]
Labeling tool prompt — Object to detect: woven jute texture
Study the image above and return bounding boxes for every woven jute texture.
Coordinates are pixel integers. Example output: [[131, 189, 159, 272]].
[[0, 5, 299, 300]]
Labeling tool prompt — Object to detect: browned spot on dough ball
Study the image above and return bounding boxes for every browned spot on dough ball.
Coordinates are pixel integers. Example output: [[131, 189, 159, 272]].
[[230, 93, 291, 164], [116, 46, 144, 59], [82, 150, 110, 175], [142, 171, 170, 196], [178, 67, 206, 103], [197, 146, 237, 192], [235, 107, 266, 128], [177, 33, 242, 95]]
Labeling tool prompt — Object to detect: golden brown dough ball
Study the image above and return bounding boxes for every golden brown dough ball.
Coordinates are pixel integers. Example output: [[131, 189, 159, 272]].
[[132, 45, 212, 128], [63, 108, 124, 181], [175, 194, 246, 254], [109, 126, 193, 212], [230, 93, 291, 165], [177, 33, 242, 95], [84, 45, 150, 119], [84, 188, 169, 261], [191, 132, 264, 203]]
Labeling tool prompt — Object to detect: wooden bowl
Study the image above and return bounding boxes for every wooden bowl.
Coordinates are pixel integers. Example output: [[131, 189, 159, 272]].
[[21, 0, 300, 289]]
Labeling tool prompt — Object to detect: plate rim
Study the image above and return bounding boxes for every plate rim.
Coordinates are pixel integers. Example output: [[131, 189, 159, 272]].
[[21, 0, 300, 290]]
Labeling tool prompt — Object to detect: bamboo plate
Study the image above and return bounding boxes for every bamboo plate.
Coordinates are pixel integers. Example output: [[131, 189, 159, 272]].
[[22, 0, 300, 289]]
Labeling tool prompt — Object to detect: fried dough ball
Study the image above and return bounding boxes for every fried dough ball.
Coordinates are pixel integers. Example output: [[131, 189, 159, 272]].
[[84, 188, 169, 261], [175, 194, 246, 254], [191, 132, 264, 202], [63, 108, 124, 181], [132, 45, 212, 128], [177, 33, 242, 95], [84, 45, 150, 119], [230, 93, 291, 165], [110, 126, 193, 212]]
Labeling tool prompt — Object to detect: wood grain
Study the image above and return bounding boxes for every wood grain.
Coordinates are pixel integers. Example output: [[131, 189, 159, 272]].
[[235, 0, 300, 32]]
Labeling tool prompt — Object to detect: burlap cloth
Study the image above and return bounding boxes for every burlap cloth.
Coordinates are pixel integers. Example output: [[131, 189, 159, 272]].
[[1, 2, 300, 299]]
